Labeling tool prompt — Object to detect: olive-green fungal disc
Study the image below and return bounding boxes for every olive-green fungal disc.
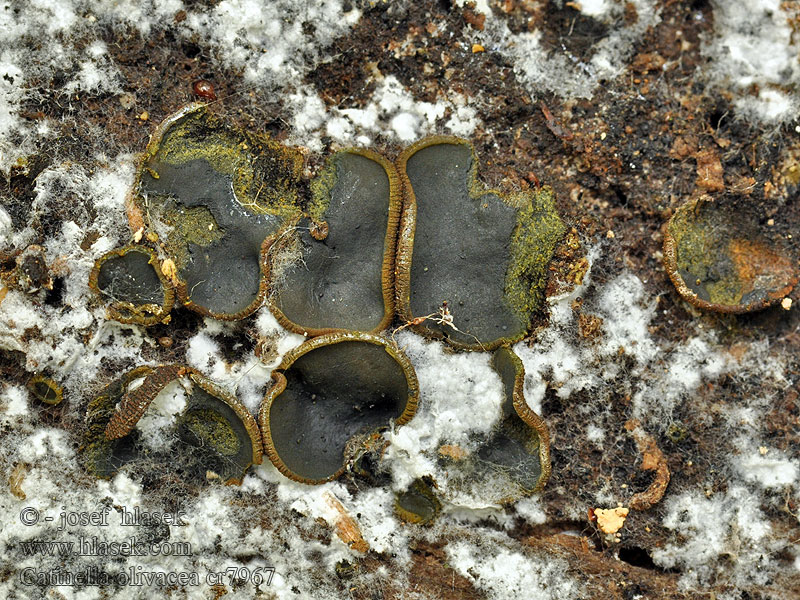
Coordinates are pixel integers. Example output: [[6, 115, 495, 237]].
[[83, 365, 262, 485], [395, 479, 441, 525], [270, 149, 400, 335], [438, 347, 550, 505], [396, 136, 565, 350], [135, 104, 302, 319], [260, 332, 419, 484], [176, 373, 263, 485], [664, 196, 798, 313], [27, 375, 63, 406], [89, 246, 173, 325]]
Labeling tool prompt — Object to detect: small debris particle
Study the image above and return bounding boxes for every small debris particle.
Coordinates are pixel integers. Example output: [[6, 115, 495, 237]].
[[631, 52, 666, 73], [606, 230, 615, 239], [146, 231, 159, 243], [133, 227, 144, 243], [625, 419, 671, 510], [577, 312, 603, 340], [310, 220, 329, 241], [324, 492, 369, 553], [624, 1, 638, 25], [463, 8, 485, 30], [192, 80, 217, 101], [767, 218, 775, 226], [118, 93, 136, 110], [540, 102, 573, 141], [161, 258, 178, 284], [670, 136, 697, 159], [126, 198, 147, 234], [9, 463, 27, 500], [594, 507, 629, 535], [438, 444, 469, 460], [695, 148, 724, 192], [759, 446, 768, 455], [471, 43, 485, 53], [782, 297, 792, 310], [137, 111, 149, 122]]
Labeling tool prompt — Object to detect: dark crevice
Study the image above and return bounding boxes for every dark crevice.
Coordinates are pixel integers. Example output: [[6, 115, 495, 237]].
[[44, 276, 65, 307], [212, 328, 253, 364], [541, 386, 564, 415], [708, 108, 727, 131], [611, 184, 629, 208], [523, 519, 595, 538], [181, 41, 201, 59], [618, 545, 659, 571]]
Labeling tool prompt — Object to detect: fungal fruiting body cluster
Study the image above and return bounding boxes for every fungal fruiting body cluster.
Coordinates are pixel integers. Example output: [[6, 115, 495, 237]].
[[80, 103, 800, 522], [84, 103, 565, 515], [84, 364, 262, 486]]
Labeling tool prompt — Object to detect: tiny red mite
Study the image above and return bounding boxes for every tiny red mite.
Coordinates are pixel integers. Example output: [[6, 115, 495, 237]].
[[192, 79, 217, 101]]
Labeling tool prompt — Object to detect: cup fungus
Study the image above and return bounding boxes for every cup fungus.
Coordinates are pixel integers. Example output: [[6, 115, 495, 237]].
[[394, 478, 441, 525], [83, 364, 262, 485], [83, 112, 562, 501], [664, 196, 798, 312], [89, 245, 174, 325], [132, 104, 303, 320], [27, 374, 63, 406], [437, 347, 551, 505], [396, 136, 565, 350], [269, 149, 401, 335], [259, 332, 419, 484]]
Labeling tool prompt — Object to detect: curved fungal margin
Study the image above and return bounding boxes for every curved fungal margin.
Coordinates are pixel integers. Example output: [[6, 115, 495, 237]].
[[259, 332, 419, 485], [131, 103, 304, 320], [27, 374, 63, 406], [396, 136, 566, 351], [487, 346, 551, 498], [437, 346, 551, 505], [83, 364, 262, 485], [664, 195, 798, 313], [89, 245, 174, 325], [394, 478, 441, 525], [83, 366, 152, 480], [269, 148, 401, 336]]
